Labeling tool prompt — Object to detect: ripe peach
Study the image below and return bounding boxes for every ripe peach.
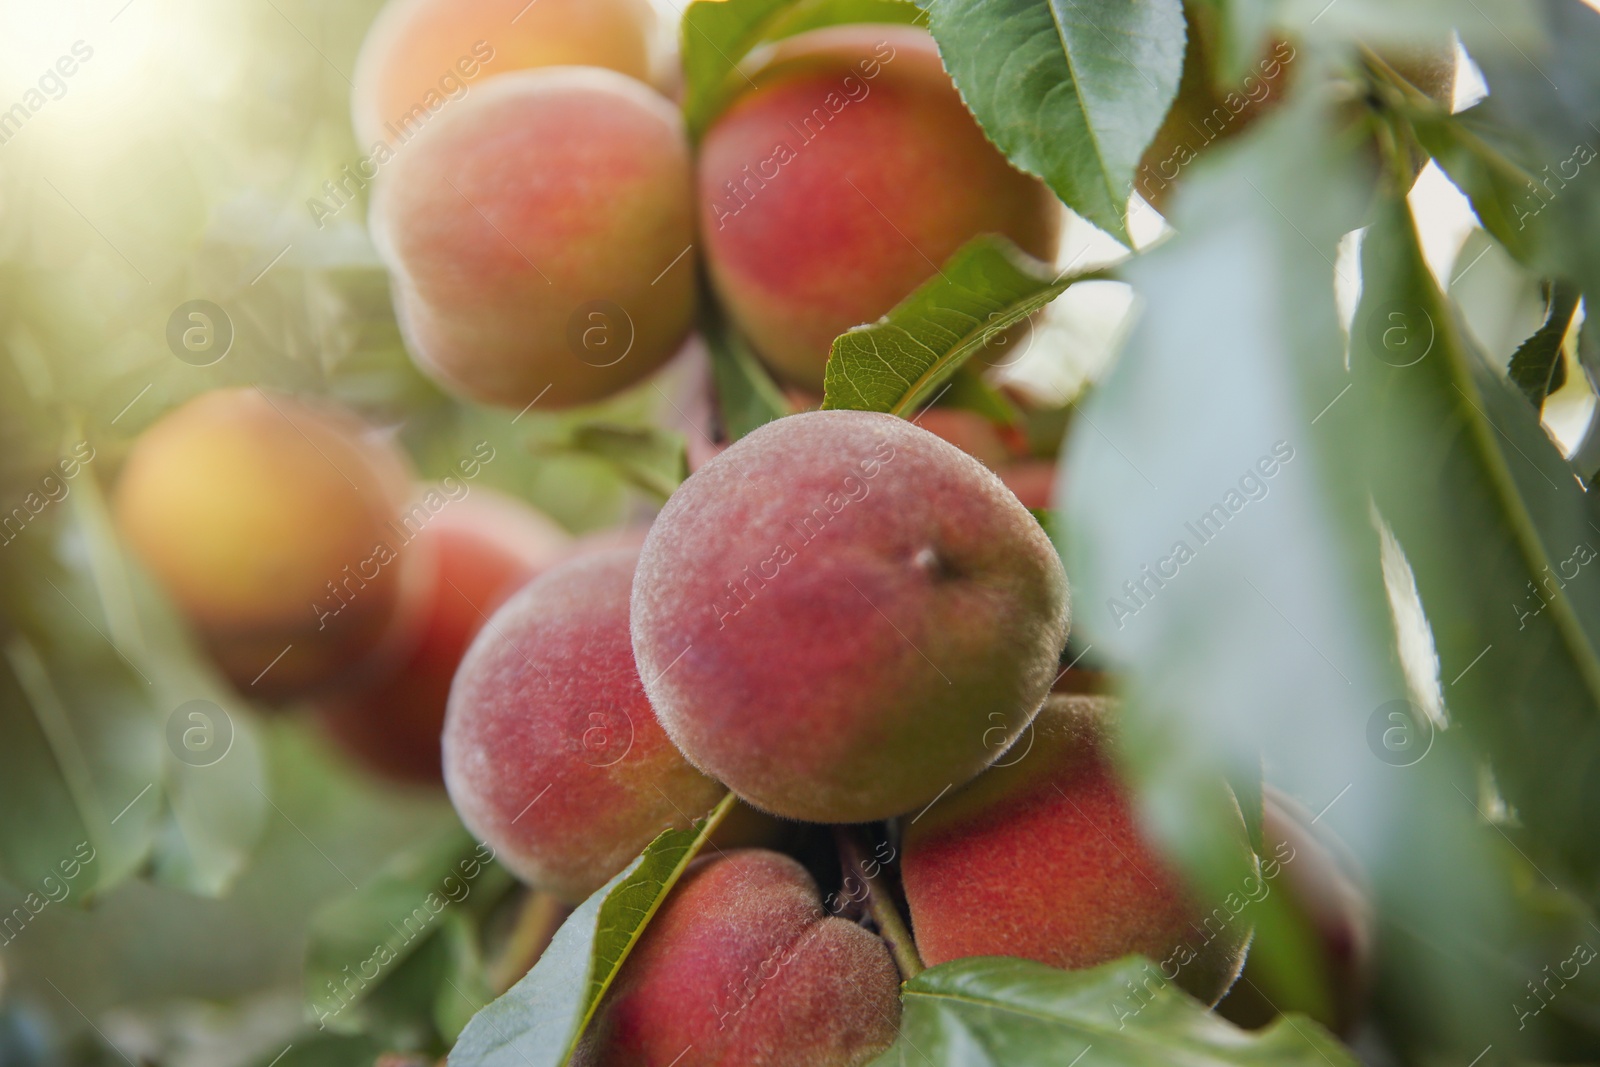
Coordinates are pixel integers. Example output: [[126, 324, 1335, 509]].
[[316, 488, 571, 785], [698, 25, 1062, 390], [372, 68, 697, 410], [632, 410, 1069, 824], [443, 548, 725, 902], [113, 388, 419, 697], [901, 695, 1252, 1006], [576, 850, 901, 1067], [351, 0, 658, 148]]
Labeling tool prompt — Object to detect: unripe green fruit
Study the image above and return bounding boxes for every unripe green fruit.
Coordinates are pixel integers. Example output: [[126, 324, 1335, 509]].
[[631, 410, 1069, 823]]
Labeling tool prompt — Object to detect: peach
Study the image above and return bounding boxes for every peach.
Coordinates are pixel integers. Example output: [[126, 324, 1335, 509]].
[[372, 67, 697, 410], [113, 388, 419, 697], [576, 850, 901, 1067], [442, 548, 725, 902], [901, 695, 1252, 1006], [698, 25, 1062, 390], [351, 0, 658, 148], [631, 410, 1069, 824], [317, 488, 571, 785]]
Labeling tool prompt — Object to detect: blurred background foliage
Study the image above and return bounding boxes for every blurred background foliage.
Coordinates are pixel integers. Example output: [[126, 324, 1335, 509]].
[[0, 1, 648, 1062], [3, 0, 1600, 1064]]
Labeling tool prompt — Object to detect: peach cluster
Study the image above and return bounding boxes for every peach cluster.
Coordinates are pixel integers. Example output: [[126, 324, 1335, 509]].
[[101, 2, 1325, 1060], [355, 0, 1060, 410]]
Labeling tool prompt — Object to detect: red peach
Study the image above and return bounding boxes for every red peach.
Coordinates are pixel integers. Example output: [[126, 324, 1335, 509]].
[[443, 549, 725, 902], [902, 695, 1252, 1006], [351, 0, 659, 148], [317, 488, 571, 785], [576, 850, 901, 1067], [631, 410, 1069, 824], [372, 68, 697, 410], [698, 25, 1062, 390]]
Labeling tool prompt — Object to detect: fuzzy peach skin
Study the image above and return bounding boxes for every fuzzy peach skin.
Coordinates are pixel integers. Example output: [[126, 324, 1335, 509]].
[[371, 67, 696, 410], [902, 695, 1252, 1005], [443, 548, 724, 902], [114, 388, 421, 698], [631, 410, 1069, 824], [575, 850, 901, 1067], [317, 488, 571, 786], [698, 25, 1061, 391], [350, 0, 658, 148]]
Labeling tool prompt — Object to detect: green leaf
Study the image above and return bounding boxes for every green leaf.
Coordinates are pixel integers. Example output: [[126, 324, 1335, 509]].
[[1351, 192, 1600, 894], [1401, 1, 1600, 300], [67, 467, 269, 897], [1058, 85, 1528, 1056], [870, 957, 1354, 1066], [681, 0, 924, 140], [920, 0, 1185, 242], [1506, 281, 1579, 411], [532, 424, 688, 503], [0, 495, 221, 897], [304, 824, 503, 1036], [1572, 317, 1600, 481], [245, 1034, 385, 1067], [821, 236, 1081, 416], [448, 793, 736, 1067], [701, 304, 793, 442]]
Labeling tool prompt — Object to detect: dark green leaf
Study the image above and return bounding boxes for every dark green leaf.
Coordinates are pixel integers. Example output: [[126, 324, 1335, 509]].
[[870, 956, 1354, 1066], [1403, 0, 1600, 300], [1572, 316, 1600, 481], [701, 304, 793, 442], [1059, 86, 1528, 1056], [920, 0, 1185, 242], [1352, 192, 1600, 894], [245, 1034, 384, 1067], [821, 236, 1081, 416], [681, 0, 924, 140], [448, 793, 736, 1067], [1506, 282, 1579, 410]]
